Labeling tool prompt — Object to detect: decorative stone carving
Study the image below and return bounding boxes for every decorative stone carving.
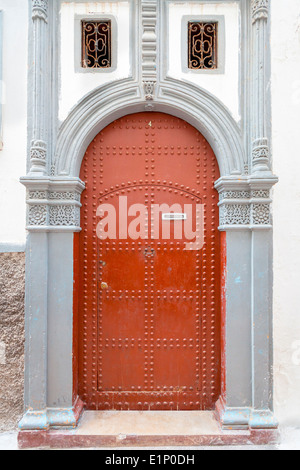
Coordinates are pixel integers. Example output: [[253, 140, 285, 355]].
[[143, 81, 156, 101], [251, 0, 270, 175], [49, 206, 80, 227], [216, 176, 275, 228], [29, 140, 47, 175], [27, 201, 81, 228], [22, 178, 85, 230], [219, 191, 251, 201], [32, 0, 48, 22], [252, 0, 269, 23], [49, 192, 81, 202], [30, 140, 46, 161], [28, 205, 47, 226], [29, 0, 49, 175], [28, 191, 48, 200], [251, 189, 270, 199], [252, 138, 270, 166], [252, 203, 270, 225], [219, 204, 251, 226]]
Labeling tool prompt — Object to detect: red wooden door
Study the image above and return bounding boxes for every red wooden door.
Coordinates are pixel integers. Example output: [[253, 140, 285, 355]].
[[78, 113, 221, 410]]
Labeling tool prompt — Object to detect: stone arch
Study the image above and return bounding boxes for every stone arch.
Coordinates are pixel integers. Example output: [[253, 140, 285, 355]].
[[54, 78, 245, 178]]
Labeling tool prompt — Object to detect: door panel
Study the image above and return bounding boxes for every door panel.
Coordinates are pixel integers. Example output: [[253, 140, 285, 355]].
[[78, 113, 221, 410]]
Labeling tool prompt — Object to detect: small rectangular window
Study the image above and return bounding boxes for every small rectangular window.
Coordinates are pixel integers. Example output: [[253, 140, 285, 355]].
[[188, 22, 218, 70], [82, 21, 112, 69]]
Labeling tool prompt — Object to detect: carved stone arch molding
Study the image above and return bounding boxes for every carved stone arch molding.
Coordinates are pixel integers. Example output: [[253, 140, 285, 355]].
[[19, 0, 279, 438], [54, 78, 245, 178]]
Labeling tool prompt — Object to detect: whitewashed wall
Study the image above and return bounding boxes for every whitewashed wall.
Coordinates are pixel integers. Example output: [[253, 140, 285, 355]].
[[0, 0, 299, 428], [0, 0, 27, 250], [59, 1, 131, 121], [167, 1, 240, 122], [272, 0, 300, 427]]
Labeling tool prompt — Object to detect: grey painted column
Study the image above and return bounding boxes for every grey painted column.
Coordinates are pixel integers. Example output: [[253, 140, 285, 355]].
[[19, 178, 85, 430], [19, 0, 50, 431], [215, 178, 253, 429], [47, 232, 79, 427], [225, 230, 252, 414], [250, 228, 274, 426], [249, 182, 278, 428], [215, 174, 277, 429], [19, 232, 49, 430], [251, 0, 271, 176], [248, 0, 278, 428]]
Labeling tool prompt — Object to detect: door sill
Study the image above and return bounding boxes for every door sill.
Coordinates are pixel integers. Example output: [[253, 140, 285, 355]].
[[18, 410, 279, 449]]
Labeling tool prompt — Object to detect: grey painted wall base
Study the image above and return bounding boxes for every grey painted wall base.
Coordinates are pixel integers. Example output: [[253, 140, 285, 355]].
[[0, 243, 25, 253]]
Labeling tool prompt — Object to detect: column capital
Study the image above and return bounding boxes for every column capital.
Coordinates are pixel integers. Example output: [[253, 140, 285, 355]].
[[29, 140, 47, 176], [20, 176, 85, 232], [252, 0, 269, 24], [215, 175, 278, 230], [32, 0, 48, 22]]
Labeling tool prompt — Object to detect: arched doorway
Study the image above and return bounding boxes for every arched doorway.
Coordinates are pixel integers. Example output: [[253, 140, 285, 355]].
[[76, 112, 221, 411]]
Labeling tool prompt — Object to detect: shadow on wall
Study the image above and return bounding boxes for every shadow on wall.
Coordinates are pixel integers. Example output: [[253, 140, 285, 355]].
[[0, 253, 25, 432]]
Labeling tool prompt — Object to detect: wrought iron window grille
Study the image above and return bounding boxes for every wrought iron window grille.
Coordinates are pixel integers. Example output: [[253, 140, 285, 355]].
[[188, 22, 218, 70], [82, 21, 112, 69]]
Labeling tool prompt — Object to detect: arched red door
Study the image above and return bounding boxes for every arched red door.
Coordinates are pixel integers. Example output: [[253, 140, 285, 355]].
[[77, 113, 221, 410]]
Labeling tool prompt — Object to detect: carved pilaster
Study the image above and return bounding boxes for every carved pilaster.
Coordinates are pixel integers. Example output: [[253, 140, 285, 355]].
[[251, 0, 271, 174], [141, 1, 157, 105], [29, 0, 49, 175]]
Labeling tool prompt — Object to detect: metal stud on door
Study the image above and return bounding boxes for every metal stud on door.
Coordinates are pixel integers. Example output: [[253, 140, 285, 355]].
[[78, 113, 221, 410]]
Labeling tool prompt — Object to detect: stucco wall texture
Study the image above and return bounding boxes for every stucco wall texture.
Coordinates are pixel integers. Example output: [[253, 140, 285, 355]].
[[0, 253, 25, 431]]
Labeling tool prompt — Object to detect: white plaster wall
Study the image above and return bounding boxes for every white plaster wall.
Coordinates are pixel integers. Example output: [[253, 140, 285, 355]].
[[272, 0, 300, 427], [59, 1, 131, 121], [0, 0, 299, 428], [0, 0, 27, 249], [167, 1, 240, 122]]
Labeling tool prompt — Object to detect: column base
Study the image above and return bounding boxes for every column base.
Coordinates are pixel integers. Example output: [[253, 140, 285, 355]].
[[249, 410, 279, 429], [215, 397, 278, 431], [47, 397, 84, 428], [19, 410, 50, 431], [19, 397, 84, 431], [215, 397, 250, 430]]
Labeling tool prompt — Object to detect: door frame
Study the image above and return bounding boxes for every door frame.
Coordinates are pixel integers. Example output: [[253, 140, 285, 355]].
[[19, 0, 278, 431]]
